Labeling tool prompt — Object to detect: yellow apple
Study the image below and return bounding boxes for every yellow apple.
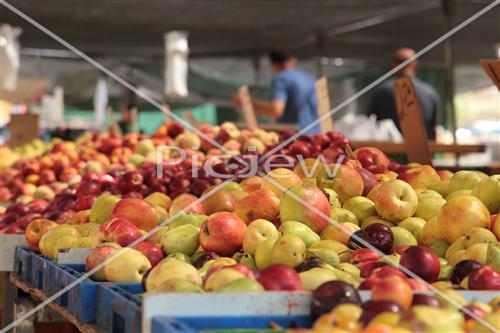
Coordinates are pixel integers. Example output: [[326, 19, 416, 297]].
[[419, 217, 444, 246], [262, 168, 302, 197], [104, 248, 151, 283], [372, 180, 418, 222]]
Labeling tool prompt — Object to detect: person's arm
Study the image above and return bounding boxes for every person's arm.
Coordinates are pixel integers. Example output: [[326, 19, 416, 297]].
[[250, 98, 285, 119]]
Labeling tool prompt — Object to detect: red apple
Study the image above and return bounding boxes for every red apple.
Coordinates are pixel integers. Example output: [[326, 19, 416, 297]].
[[199, 212, 246, 256], [355, 168, 379, 197], [134, 242, 165, 267], [86, 245, 119, 281], [406, 278, 429, 292], [372, 276, 413, 310], [102, 217, 143, 247], [370, 265, 407, 280], [397, 165, 441, 189], [468, 266, 500, 290], [112, 198, 159, 231], [234, 188, 279, 224], [353, 147, 390, 174], [257, 264, 301, 291], [25, 218, 58, 251], [350, 248, 381, 264], [169, 193, 206, 216], [400, 245, 440, 282]]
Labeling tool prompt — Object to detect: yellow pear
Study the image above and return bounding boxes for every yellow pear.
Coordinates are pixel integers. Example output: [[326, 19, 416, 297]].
[[437, 195, 490, 243]]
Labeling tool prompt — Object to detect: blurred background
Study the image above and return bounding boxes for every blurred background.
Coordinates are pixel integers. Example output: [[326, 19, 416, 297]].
[[0, 0, 499, 163]]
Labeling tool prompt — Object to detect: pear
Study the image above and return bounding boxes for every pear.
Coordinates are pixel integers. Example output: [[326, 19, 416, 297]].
[[391, 227, 417, 249], [471, 175, 500, 214], [428, 180, 450, 197], [445, 236, 467, 266], [429, 239, 449, 258], [337, 263, 361, 278], [271, 235, 306, 267], [89, 193, 120, 224], [465, 243, 489, 264], [448, 170, 484, 192], [402, 306, 464, 333], [436, 289, 466, 309], [160, 224, 200, 256], [379, 253, 400, 268], [167, 253, 192, 263], [307, 240, 343, 266], [445, 189, 472, 200], [486, 242, 500, 271], [198, 257, 237, 277], [255, 238, 276, 270], [166, 212, 207, 230], [330, 208, 359, 225], [463, 227, 497, 248], [204, 269, 247, 291], [415, 190, 446, 221], [279, 221, 320, 247], [439, 263, 453, 280], [342, 196, 376, 223], [299, 267, 337, 290], [469, 311, 500, 333], [327, 266, 361, 288], [154, 278, 203, 293], [419, 217, 444, 246], [239, 253, 257, 270], [217, 278, 264, 292], [323, 188, 342, 209]]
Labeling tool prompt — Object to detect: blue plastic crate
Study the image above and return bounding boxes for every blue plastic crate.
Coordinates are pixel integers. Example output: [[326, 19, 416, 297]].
[[31, 253, 50, 291], [64, 263, 143, 294], [96, 284, 142, 333], [14, 246, 34, 284], [150, 315, 306, 333]]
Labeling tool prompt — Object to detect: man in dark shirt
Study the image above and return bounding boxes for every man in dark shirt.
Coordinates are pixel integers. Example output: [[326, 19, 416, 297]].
[[368, 48, 440, 139], [234, 49, 320, 134]]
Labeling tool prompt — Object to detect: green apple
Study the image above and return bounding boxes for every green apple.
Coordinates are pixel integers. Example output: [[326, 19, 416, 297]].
[[323, 188, 342, 209], [154, 278, 203, 292], [398, 217, 426, 240], [429, 239, 449, 258], [217, 278, 264, 292], [299, 268, 336, 290], [135, 139, 155, 156], [342, 196, 376, 223], [243, 219, 279, 255], [448, 170, 484, 193], [279, 221, 320, 247], [391, 227, 417, 249], [166, 212, 207, 230], [255, 238, 276, 270], [428, 180, 450, 197], [486, 242, 500, 271], [415, 190, 446, 221], [161, 224, 200, 256], [271, 235, 306, 267], [471, 175, 500, 214], [89, 193, 121, 224], [330, 208, 359, 225], [128, 153, 144, 167]]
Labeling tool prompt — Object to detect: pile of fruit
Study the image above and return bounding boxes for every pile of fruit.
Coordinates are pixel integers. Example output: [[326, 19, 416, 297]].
[[1, 121, 499, 332]]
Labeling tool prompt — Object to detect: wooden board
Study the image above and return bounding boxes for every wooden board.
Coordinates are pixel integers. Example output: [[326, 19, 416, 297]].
[[238, 85, 258, 130], [480, 60, 500, 91], [130, 106, 139, 134], [182, 111, 198, 129], [315, 77, 334, 133], [106, 107, 122, 136], [0, 78, 49, 104], [394, 77, 432, 165], [350, 141, 486, 154], [7, 114, 39, 148]]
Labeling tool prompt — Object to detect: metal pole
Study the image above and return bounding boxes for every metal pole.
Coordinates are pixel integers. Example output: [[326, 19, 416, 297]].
[[442, 0, 458, 164]]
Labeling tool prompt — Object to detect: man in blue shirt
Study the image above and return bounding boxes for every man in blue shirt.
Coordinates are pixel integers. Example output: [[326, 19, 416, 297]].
[[235, 49, 321, 134]]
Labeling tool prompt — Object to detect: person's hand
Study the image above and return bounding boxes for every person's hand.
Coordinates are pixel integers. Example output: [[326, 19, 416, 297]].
[[232, 93, 242, 108]]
